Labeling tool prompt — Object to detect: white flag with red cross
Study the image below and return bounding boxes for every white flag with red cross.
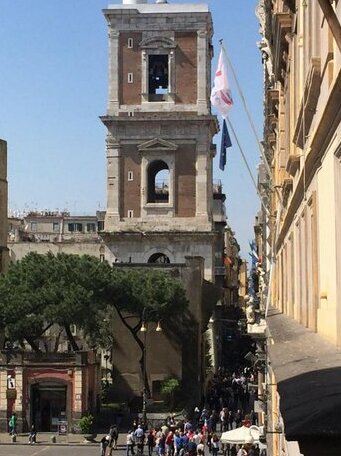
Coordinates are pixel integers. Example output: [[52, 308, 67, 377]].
[[210, 47, 233, 118]]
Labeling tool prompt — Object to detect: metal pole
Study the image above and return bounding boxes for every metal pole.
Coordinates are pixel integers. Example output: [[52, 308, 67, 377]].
[[142, 329, 147, 425]]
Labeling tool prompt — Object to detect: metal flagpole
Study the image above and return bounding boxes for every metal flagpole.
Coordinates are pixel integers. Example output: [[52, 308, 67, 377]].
[[220, 42, 271, 178], [225, 117, 270, 218], [220, 41, 284, 208]]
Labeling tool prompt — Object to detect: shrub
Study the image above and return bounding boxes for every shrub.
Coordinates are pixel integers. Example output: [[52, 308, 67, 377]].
[[78, 415, 94, 434]]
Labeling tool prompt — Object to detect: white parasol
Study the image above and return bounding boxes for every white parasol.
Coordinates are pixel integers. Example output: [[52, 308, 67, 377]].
[[220, 426, 260, 445]]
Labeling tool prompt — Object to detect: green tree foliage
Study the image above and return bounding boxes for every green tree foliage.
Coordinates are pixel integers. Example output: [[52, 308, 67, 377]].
[[77, 414, 94, 434], [0, 252, 113, 351], [0, 253, 189, 358], [113, 268, 188, 321], [161, 377, 180, 408]]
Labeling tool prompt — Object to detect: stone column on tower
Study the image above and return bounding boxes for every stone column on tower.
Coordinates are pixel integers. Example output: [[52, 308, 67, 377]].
[[107, 29, 120, 115], [105, 134, 121, 229], [197, 29, 209, 115]]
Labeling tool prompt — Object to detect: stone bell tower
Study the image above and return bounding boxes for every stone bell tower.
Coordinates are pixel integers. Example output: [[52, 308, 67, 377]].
[[101, 0, 217, 280]]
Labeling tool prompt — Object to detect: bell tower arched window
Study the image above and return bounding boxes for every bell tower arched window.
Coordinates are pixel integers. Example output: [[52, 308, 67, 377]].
[[148, 253, 170, 264], [147, 160, 169, 203], [140, 36, 176, 103]]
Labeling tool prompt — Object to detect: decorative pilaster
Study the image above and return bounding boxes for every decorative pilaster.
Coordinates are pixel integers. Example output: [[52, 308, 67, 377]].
[[105, 134, 121, 231], [0, 369, 7, 411], [73, 368, 83, 418], [15, 370, 23, 413], [197, 30, 209, 115], [107, 29, 120, 115], [195, 145, 209, 217]]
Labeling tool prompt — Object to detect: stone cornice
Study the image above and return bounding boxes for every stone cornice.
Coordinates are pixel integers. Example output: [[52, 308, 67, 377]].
[[276, 70, 341, 250], [100, 230, 216, 241]]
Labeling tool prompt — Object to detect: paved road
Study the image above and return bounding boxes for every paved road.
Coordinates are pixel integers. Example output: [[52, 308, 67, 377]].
[[0, 444, 110, 456]]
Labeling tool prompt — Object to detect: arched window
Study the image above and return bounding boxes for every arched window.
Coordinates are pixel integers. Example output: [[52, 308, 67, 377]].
[[147, 160, 169, 203], [148, 253, 170, 264]]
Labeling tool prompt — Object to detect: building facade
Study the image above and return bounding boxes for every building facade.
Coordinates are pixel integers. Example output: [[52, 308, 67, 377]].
[[4, 0, 237, 427], [0, 351, 100, 433], [0, 140, 8, 273], [257, 0, 341, 454], [101, 0, 218, 281]]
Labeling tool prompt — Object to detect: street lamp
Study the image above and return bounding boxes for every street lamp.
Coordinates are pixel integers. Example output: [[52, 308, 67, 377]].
[[140, 316, 162, 425]]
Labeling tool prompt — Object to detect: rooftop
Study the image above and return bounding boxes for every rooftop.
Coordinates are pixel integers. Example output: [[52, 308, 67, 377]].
[[106, 3, 209, 14]]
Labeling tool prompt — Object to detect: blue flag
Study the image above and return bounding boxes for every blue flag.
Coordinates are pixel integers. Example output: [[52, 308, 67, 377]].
[[219, 119, 232, 171]]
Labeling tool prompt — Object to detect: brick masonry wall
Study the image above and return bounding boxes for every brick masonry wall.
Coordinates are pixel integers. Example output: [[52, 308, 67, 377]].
[[119, 32, 142, 106], [121, 145, 142, 218], [175, 32, 197, 104], [175, 145, 196, 217]]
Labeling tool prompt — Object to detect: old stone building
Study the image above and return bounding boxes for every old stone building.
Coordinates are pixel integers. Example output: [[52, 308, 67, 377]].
[[3, 0, 234, 428], [99, 0, 227, 403], [101, 0, 218, 280], [0, 140, 8, 273], [256, 0, 341, 454]]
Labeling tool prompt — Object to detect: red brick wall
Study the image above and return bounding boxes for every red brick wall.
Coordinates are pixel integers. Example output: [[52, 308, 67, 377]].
[[119, 33, 142, 105], [120, 146, 142, 218], [175, 33, 197, 104], [175, 145, 196, 216]]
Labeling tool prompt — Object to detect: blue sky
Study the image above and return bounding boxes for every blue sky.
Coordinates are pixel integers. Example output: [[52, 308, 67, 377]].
[[0, 0, 262, 259]]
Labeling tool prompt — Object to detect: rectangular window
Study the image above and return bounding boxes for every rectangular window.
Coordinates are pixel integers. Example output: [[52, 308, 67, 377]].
[[53, 222, 59, 233], [86, 223, 96, 233], [68, 223, 83, 232], [128, 171, 134, 181], [31, 222, 37, 231], [127, 210, 134, 218], [128, 38, 133, 49], [97, 221, 104, 231], [128, 73, 134, 84], [128, 111, 134, 117]]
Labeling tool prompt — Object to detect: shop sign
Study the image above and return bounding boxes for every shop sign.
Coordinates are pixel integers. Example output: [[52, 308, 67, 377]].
[[58, 420, 68, 435], [6, 389, 17, 400], [7, 376, 15, 389]]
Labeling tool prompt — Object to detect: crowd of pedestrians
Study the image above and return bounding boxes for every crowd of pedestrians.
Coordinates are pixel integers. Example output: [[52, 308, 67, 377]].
[[113, 366, 265, 456], [6, 361, 263, 456]]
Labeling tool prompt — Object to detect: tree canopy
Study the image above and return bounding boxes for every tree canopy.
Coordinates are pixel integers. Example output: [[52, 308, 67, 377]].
[[0, 252, 114, 351], [0, 252, 188, 353]]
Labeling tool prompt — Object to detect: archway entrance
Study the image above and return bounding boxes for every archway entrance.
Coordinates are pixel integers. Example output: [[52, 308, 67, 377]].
[[31, 382, 67, 432]]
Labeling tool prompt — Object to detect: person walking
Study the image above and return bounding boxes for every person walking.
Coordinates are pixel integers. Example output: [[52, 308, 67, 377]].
[[100, 435, 110, 456], [147, 429, 156, 456], [107, 424, 119, 455], [28, 424, 37, 444], [158, 433, 166, 456], [165, 430, 174, 456], [210, 433, 219, 456], [230, 445, 237, 456], [236, 446, 248, 456], [110, 425, 119, 449], [126, 430, 136, 456], [8, 413, 17, 436], [134, 425, 145, 456]]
